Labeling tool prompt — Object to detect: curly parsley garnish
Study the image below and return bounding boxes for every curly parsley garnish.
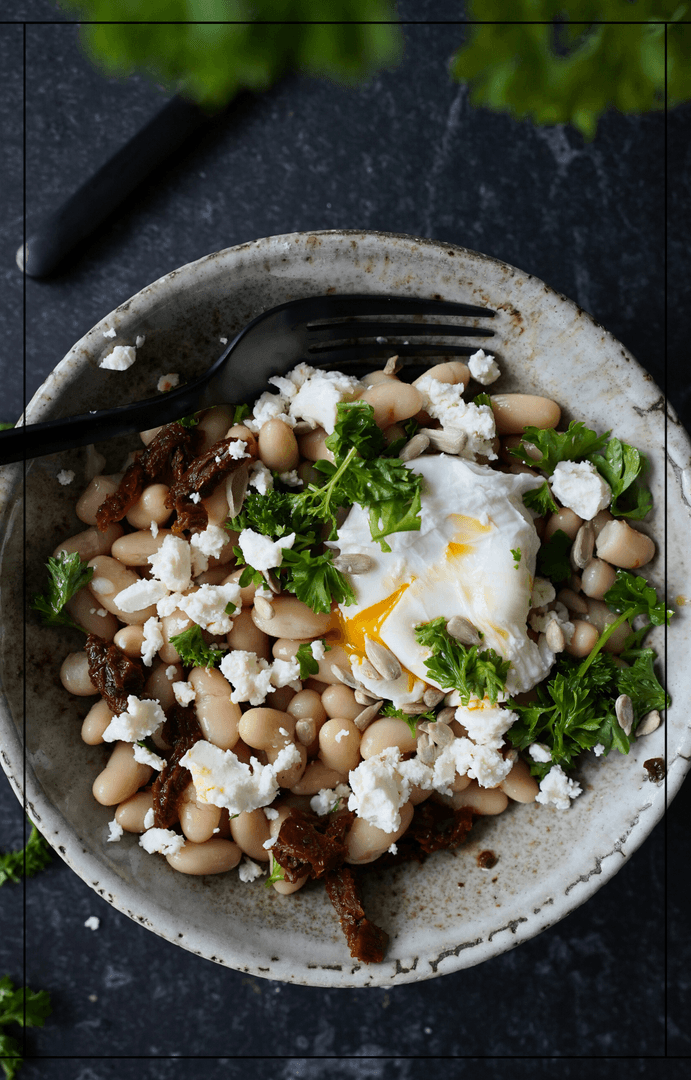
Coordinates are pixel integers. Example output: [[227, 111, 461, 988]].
[[510, 547, 522, 569], [295, 641, 330, 679], [535, 529, 572, 583], [31, 551, 94, 631], [264, 856, 286, 888], [381, 702, 437, 738], [0, 824, 51, 888], [522, 480, 558, 516], [169, 625, 225, 669], [414, 617, 510, 706], [0, 976, 51, 1080]]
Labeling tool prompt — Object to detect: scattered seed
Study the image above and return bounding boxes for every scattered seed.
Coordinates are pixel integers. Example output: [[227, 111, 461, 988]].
[[418, 427, 467, 455], [354, 688, 380, 706], [399, 433, 430, 462], [615, 694, 634, 736], [505, 748, 519, 764], [383, 355, 401, 375], [353, 701, 383, 731], [254, 596, 274, 620], [295, 718, 316, 746], [333, 553, 375, 575], [446, 616, 483, 647], [423, 687, 445, 708], [262, 569, 281, 595], [364, 637, 402, 681], [545, 619, 565, 652], [637, 709, 661, 736], [358, 658, 382, 682], [226, 461, 249, 517], [571, 522, 595, 570], [436, 707, 456, 725], [400, 701, 429, 715], [417, 720, 454, 747], [331, 664, 358, 689]]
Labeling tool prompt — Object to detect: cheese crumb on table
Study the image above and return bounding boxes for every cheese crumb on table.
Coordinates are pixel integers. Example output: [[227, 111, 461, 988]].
[[157, 373, 180, 392], [84, 916, 100, 930]]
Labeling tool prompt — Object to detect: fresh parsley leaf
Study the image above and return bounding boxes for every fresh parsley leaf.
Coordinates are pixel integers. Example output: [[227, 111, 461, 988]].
[[176, 413, 199, 428], [237, 563, 265, 590], [473, 392, 493, 409], [325, 401, 385, 461], [522, 480, 558, 516], [0, 976, 51, 1080], [588, 438, 653, 520], [381, 702, 436, 738], [404, 417, 419, 440], [510, 547, 522, 569], [265, 856, 286, 888], [169, 625, 225, 668], [31, 551, 94, 631], [0, 824, 51, 887], [224, 601, 237, 616], [535, 529, 572, 583], [232, 403, 250, 425], [280, 548, 356, 614], [414, 618, 510, 706], [295, 641, 330, 679], [0, 422, 14, 431], [510, 421, 610, 475], [604, 570, 673, 628], [616, 648, 669, 720]]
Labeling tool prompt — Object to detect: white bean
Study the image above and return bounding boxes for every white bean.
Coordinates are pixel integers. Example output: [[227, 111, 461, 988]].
[[361, 381, 423, 428], [345, 801, 414, 864], [359, 717, 416, 758], [75, 475, 121, 525], [126, 484, 172, 529], [166, 837, 242, 875], [115, 789, 154, 833], [229, 808, 271, 861], [188, 666, 241, 750], [81, 699, 113, 744], [595, 520, 655, 569], [65, 587, 120, 640], [490, 394, 561, 435], [60, 652, 98, 696], [92, 742, 153, 805], [54, 523, 123, 562], [318, 718, 361, 774], [252, 596, 331, 639], [111, 529, 172, 566], [258, 418, 300, 472]]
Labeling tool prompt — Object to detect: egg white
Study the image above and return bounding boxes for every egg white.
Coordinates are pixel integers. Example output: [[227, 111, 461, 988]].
[[332, 455, 553, 703]]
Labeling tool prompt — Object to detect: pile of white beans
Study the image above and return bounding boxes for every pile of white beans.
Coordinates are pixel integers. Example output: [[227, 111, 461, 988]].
[[54, 360, 657, 890]]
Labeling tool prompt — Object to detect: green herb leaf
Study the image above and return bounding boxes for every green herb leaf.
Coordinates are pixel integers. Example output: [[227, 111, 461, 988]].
[[169, 625, 225, 668], [616, 648, 669, 720], [510, 421, 610, 475], [176, 413, 199, 428], [510, 547, 522, 569], [473, 392, 493, 409], [414, 618, 510, 706], [31, 551, 94, 631], [224, 601, 237, 616], [589, 438, 653, 519], [232, 403, 250, 425], [325, 401, 385, 461], [0, 1031, 22, 1080], [522, 480, 558, 516], [381, 701, 436, 738], [280, 548, 356, 614], [264, 856, 286, 888], [0, 422, 14, 431], [604, 570, 673, 628], [0, 975, 51, 1079], [535, 529, 572, 583], [294, 641, 330, 679], [0, 824, 51, 887]]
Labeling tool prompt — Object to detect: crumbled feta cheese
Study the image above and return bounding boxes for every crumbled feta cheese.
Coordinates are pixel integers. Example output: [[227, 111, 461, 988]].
[[220, 336, 228, 345], [455, 704, 516, 750], [249, 461, 274, 495], [180, 740, 283, 814], [468, 349, 500, 385], [263, 836, 277, 849], [139, 828, 185, 856], [143, 808, 155, 829], [219, 651, 273, 705], [178, 582, 242, 635], [148, 534, 192, 592], [309, 783, 351, 816], [388, 843, 398, 855], [156, 593, 185, 619], [310, 640, 326, 661], [107, 819, 123, 843], [238, 857, 266, 883], [84, 916, 100, 930], [141, 617, 164, 667], [115, 577, 169, 613], [535, 764, 582, 809], [279, 469, 301, 487], [189, 491, 202, 504], [157, 373, 180, 392], [245, 391, 294, 433], [551, 460, 612, 520], [531, 577, 556, 610], [172, 680, 196, 707], [102, 326, 117, 339], [348, 746, 426, 834], [132, 742, 166, 771], [593, 743, 606, 757], [431, 737, 512, 792], [272, 743, 302, 773], [288, 369, 362, 434], [165, 665, 178, 682], [238, 528, 295, 572], [102, 695, 165, 743], [57, 469, 75, 485], [263, 807, 279, 820], [135, 335, 146, 348], [528, 742, 552, 763], [100, 345, 137, 371], [269, 656, 302, 691], [150, 520, 159, 538], [335, 728, 350, 744], [190, 524, 228, 560], [226, 440, 250, 461], [418, 377, 497, 459]]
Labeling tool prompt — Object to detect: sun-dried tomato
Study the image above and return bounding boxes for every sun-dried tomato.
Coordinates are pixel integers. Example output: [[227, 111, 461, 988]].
[[84, 634, 145, 715], [323, 866, 389, 964], [152, 702, 203, 829]]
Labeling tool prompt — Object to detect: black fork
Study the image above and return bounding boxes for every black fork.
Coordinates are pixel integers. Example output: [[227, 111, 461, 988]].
[[0, 294, 495, 464]]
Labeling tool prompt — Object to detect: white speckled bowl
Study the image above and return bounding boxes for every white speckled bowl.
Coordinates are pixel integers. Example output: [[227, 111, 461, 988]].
[[1, 231, 689, 986]]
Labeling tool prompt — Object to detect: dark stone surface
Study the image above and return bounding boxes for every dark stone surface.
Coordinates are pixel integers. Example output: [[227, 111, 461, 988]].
[[0, 3, 688, 1072]]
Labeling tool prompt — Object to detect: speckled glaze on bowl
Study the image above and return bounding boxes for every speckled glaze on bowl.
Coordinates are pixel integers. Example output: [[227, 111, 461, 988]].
[[1, 231, 689, 987]]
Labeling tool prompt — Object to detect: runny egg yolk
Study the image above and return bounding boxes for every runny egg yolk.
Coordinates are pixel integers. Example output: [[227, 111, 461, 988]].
[[330, 581, 413, 658], [445, 513, 491, 560]]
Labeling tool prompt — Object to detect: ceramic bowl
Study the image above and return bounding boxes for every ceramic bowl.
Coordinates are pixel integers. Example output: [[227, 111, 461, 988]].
[[1, 230, 689, 987]]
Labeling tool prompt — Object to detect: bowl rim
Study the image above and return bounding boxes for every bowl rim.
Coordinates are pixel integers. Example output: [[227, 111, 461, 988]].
[[1, 228, 689, 987]]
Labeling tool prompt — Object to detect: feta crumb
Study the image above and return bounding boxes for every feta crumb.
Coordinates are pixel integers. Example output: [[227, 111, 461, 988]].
[[84, 916, 100, 930], [238, 857, 266, 883], [115, 577, 169, 613], [57, 469, 75, 485], [157, 373, 180, 392], [226, 439, 250, 460], [238, 528, 296, 572], [468, 349, 500, 385], [417, 377, 497, 459], [189, 492, 202, 504], [269, 656, 301, 690], [155, 591, 184, 618], [132, 742, 166, 771], [102, 327, 117, 339], [388, 843, 398, 855], [263, 807, 279, 820], [335, 728, 350, 744], [310, 640, 326, 661], [455, 705, 516, 750], [348, 746, 424, 833], [245, 392, 294, 434], [102, 695, 165, 743], [148, 534, 192, 592], [220, 336, 228, 344], [178, 582, 242, 635], [190, 524, 228, 560], [139, 828, 185, 856], [279, 469, 301, 487], [249, 461, 274, 495], [528, 742, 552, 763], [551, 460, 612, 521], [141, 617, 164, 667], [96, 608, 107, 618], [150, 520, 159, 538], [263, 836, 277, 849], [135, 335, 145, 348], [592, 743, 606, 757], [531, 577, 556, 610], [107, 819, 123, 843], [165, 665, 177, 681], [100, 345, 137, 371], [288, 369, 362, 434], [143, 808, 155, 830], [310, 783, 351, 816], [535, 764, 582, 809], [180, 740, 283, 814], [172, 680, 196, 707]]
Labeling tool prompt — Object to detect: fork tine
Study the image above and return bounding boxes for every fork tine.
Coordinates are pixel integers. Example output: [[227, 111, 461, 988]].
[[307, 321, 493, 346], [302, 294, 495, 320], [312, 342, 489, 365]]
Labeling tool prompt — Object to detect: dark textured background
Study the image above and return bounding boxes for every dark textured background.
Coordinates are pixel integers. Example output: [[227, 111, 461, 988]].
[[1, 2, 689, 1074]]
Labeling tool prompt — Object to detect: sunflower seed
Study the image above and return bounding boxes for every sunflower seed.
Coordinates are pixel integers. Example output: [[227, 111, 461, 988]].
[[418, 427, 467, 455], [295, 718, 316, 745], [436, 707, 456, 725], [331, 664, 358, 689], [399, 433, 430, 462], [417, 720, 454, 747], [383, 355, 401, 375], [571, 522, 595, 570], [226, 461, 249, 517], [615, 694, 634, 736], [423, 687, 445, 708], [253, 596, 274, 621], [545, 619, 565, 653], [262, 569, 281, 595], [400, 701, 429, 715], [354, 701, 383, 730], [333, 553, 375, 575], [358, 658, 382, 682], [637, 709, 661, 736], [354, 688, 379, 706], [446, 616, 483, 647], [505, 748, 519, 764], [364, 637, 402, 681]]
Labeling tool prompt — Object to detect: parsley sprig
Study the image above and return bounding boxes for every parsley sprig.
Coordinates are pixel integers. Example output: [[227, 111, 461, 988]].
[[0, 976, 51, 1080], [381, 702, 437, 738], [295, 641, 330, 680], [169, 625, 226, 669], [578, 570, 673, 676], [0, 824, 51, 888], [31, 551, 94, 631], [414, 618, 510, 706]]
